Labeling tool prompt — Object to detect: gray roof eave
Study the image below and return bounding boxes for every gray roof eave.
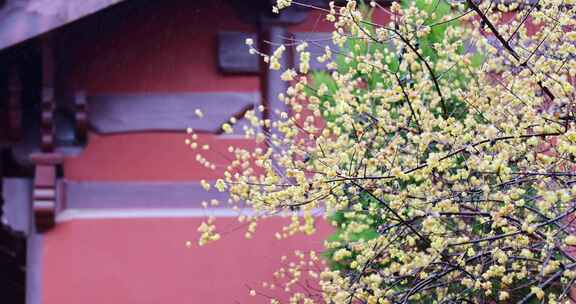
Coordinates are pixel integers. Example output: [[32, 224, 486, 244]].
[[0, 0, 126, 50]]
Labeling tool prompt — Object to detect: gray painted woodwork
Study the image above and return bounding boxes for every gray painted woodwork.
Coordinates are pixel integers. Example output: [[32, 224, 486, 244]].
[[2, 178, 32, 235], [260, 8, 308, 24], [218, 32, 260, 74], [26, 232, 42, 304], [0, 0, 125, 50], [87, 92, 260, 134], [64, 181, 234, 209]]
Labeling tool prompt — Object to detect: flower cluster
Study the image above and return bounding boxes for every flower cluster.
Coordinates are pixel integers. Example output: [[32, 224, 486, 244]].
[[190, 0, 576, 302]]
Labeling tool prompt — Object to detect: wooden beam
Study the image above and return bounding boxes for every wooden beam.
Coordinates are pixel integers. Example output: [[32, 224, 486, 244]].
[[63, 181, 235, 210], [87, 92, 260, 134], [218, 32, 260, 74]]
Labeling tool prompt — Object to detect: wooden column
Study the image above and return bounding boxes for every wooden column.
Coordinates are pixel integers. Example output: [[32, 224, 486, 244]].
[[0, 148, 26, 303], [40, 35, 55, 153], [0, 147, 4, 222], [31, 35, 62, 232], [7, 67, 22, 142], [74, 91, 88, 145]]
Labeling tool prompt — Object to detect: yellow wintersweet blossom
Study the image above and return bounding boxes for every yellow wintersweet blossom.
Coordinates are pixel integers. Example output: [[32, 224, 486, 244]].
[[187, 0, 576, 302], [565, 235, 576, 246]]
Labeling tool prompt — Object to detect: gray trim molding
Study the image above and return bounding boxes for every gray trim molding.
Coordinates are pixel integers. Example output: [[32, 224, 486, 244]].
[[218, 32, 260, 74], [64, 181, 234, 209], [0, 0, 125, 50], [26, 232, 42, 304], [87, 92, 260, 134]]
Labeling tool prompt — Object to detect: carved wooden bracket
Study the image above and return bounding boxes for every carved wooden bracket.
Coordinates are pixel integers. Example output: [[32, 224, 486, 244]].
[[0, 148, 4, 220], [41, 34, 55, 153], [40, 87, 55, 153], [30, 152, 63, 232], [0, 184, 26, 303]]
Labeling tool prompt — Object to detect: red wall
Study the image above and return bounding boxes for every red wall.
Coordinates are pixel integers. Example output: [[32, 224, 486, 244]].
[[59, 0, 259, 94], [289, 8, 391, 32], [45, 4, 339, 304], [59, 0, 262, 181], [43, 218, 332, 304], [64, 133, 258, 181], [44, 3, 574, 304]]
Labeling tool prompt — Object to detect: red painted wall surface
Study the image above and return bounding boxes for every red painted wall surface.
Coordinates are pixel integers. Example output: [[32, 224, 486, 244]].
[[60, 2, 363, 182], [47, 4, 363, 304], [289, 8, 391, 32], [43, 217, 332, 304], [59, 0, 262, 181], [46, 3, 574, 304], [59, 0, 259, 94], [64, 133, 257, 181]]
